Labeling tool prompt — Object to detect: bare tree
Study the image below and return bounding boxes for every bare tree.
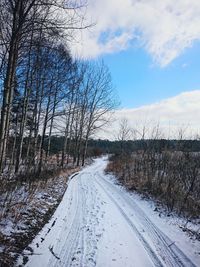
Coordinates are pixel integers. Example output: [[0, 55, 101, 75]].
[[0, 0, 88, 172]]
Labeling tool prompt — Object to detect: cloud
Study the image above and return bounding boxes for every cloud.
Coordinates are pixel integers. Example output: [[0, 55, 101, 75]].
[[71, 0, 200, 66], [96, 90, 200, 140]]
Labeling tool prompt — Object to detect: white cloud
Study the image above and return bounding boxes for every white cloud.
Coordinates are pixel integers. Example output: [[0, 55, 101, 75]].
[[71, 0, 200, 66], [96, 90, 200, 140]]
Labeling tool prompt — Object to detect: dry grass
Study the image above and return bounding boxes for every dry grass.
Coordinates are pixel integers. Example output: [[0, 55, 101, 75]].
[[0, 166, 80, 267], [106, 152, 200, 218]]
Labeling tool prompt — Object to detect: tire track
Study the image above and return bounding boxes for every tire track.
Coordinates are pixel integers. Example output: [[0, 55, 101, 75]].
[[95, 172, 196, 267], [94, 175, 163, 267], [48, 175, 84, 267], [50, 172, 103, 267]]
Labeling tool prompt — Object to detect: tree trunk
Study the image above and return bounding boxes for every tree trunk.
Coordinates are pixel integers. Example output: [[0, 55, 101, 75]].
[[46, 86, 58, 161], [0, 38, 19, 172], [38, 91, 51, 173]]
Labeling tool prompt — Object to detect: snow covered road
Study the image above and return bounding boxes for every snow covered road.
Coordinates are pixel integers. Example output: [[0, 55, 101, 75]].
[[18, 157, 199, 267]]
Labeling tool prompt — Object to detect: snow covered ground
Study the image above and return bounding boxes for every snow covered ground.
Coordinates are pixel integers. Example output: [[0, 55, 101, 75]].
[[17, 157, 200, 267]]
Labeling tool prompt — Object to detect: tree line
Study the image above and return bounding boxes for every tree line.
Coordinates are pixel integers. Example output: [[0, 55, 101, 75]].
[[0, 0, 115, 177]]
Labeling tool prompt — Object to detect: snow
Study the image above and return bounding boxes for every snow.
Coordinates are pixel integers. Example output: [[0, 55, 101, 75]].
[[0, 168, 81, 265], [17, 157, 200, 267]]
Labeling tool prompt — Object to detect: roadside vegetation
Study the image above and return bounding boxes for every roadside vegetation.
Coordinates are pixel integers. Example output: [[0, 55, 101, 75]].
[[105, 120, 200, 239], [0, 167, 80, 266], [107, 149, 200, 218]]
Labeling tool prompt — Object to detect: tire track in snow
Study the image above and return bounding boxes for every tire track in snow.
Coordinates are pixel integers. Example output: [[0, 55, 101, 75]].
[[49, 175, 84, 267], [50, 172, 103, 267], [95, 172, 196, 267], [94, 174, 164, 267]]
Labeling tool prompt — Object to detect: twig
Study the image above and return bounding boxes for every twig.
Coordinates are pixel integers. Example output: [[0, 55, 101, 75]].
[[49, 246, 60, 260]]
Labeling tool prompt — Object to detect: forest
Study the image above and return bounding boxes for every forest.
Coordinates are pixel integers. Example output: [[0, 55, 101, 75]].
[[0, 0, 115, 177]]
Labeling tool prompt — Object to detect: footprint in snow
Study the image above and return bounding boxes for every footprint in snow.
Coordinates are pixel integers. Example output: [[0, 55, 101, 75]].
[[88, 257, 96, 264]]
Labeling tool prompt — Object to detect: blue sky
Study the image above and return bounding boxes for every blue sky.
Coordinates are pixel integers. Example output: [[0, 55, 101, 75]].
[[71, 0, 200, 138], [99, 40, 200, 108], [71, 0, 200, 107]]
